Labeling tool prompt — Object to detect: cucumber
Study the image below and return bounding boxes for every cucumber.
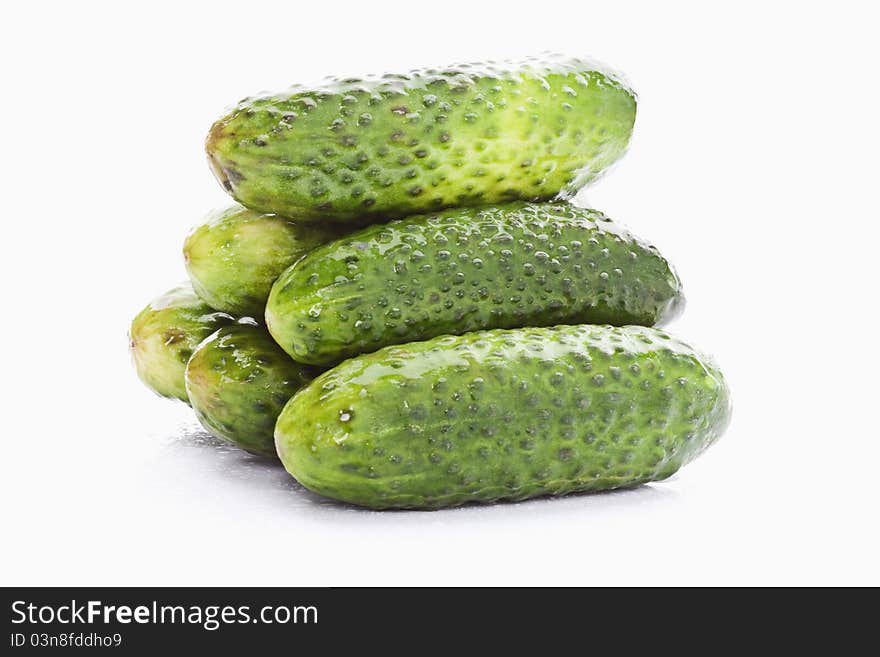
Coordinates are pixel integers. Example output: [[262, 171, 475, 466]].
[[275, 325, 730, 509], [183, 205, 344, 317], [207, 56, 636, 223], [129, 284, 235, 402], [266, 202, 683, 366], [185, 322, 317, 456]]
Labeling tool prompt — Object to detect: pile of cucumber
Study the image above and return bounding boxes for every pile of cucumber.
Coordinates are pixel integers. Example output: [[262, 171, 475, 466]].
[[130, 56, 730, 509]]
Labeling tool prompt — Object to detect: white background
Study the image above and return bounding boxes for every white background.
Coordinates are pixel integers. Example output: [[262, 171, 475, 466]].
[[2, 1, 878, 586]]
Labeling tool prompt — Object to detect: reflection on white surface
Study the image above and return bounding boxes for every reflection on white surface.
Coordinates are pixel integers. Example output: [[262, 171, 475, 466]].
[[146, 419, 679, 524]]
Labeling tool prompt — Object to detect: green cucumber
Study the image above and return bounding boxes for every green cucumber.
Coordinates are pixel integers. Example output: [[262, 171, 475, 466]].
[[185, 322, 317, 456], [266, 202, 683, 366], [183, 205, 344, 317], [275, 324, 730, 509], [207, 56, 636, 223], [129, 284, 234, 402]]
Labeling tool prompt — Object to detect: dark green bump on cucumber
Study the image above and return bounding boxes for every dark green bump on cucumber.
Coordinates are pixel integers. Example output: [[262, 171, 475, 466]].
[[265, 202, 683, 366], [207, 56, 636, 223], [183, 205, 346, 317], [129, 283, 235, 403], [185, 323, 318, 457], [275, 325, 730, 509]]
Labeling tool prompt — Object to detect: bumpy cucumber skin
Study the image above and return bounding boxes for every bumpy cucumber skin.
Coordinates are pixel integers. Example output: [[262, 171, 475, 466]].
[[183, 205, 345, 317], [266, 202, 683, 366], [207, 56, 636, 223], [129, 284, 234, 402], [185, 323, 317, 456], [275, 325, 730, 509]]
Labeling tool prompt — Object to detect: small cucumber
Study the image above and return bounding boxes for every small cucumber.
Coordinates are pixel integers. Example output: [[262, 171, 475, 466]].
[[185, 322, 317, 457], [207, 56, 636, 223], [183, 205, 344, 317], [275, 324, 730, 509], [129, 284, 234, 402], [266, 202, 683, 366]]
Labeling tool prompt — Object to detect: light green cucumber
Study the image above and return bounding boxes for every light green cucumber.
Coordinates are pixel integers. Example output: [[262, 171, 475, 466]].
[[129, 284, 234, 402], [185, 322, 317, 456], [183, 205, 345, 317], [207, 56, 636, 223]]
